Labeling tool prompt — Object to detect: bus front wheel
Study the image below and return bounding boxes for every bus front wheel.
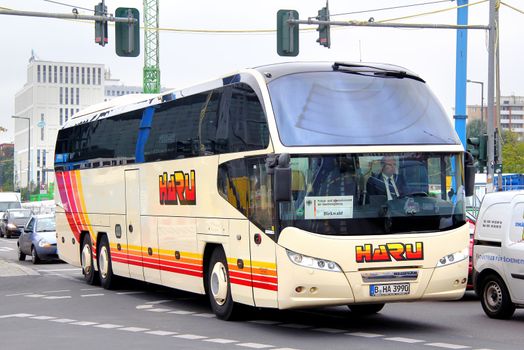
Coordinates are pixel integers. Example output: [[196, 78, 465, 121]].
[[206, 247, 238, 320], [81, 234, 98, 285]]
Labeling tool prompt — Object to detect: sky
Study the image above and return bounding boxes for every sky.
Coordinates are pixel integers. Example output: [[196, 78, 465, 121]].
[[1, 0, 523, 144]]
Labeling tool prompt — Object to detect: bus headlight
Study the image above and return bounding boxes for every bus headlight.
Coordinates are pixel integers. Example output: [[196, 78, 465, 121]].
[[286, 249, 342, 272], [436, 248, 468, 267]]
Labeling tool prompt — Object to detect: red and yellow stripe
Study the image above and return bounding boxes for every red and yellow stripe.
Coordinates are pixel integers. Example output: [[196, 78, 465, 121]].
[[110, 244, 204, 278], [228, 258, 278, 292], [56, 170, 96, 253]]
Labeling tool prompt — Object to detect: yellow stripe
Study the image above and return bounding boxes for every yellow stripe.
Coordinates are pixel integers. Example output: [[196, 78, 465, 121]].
[[227, 257, 276, 270]]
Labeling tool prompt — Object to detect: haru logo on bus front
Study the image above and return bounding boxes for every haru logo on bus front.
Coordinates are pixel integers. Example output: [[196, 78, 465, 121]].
[[355, 242, 424, 263], [159, 170, 196, 205]]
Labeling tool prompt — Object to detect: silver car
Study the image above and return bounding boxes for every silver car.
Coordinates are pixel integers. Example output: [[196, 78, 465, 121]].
[[17, 214, 57, 264]]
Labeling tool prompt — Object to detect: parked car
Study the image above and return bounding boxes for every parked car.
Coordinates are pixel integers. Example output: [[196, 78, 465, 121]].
[[0, 208, 32, 238], [473, 190, 524, 319], [17, 214, 58, 264]]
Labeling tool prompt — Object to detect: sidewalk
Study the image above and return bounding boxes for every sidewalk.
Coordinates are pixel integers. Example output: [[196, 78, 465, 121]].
[[0, 258, 39, 277]]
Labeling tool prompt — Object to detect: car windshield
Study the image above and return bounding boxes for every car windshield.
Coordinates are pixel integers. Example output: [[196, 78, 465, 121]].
[[279, 152, 466, 236], [37, 218, 55, 232], [268, 71, 461, 146], [0, 202, 22, 211]]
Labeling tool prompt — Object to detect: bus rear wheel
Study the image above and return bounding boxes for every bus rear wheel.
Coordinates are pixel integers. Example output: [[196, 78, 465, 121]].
[[348, 303, 385, 315], [206, 247, 239, 320], [81, 234, 98, 285], [98, 235, 116, 289]]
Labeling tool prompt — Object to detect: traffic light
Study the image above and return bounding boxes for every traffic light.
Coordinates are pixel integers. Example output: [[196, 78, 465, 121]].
[[467, 134, 488, 172], [115, 7, 140, 57], [316, 6, 330, 48], [277, 10, 299, 57], [94, 2, 108, 46]]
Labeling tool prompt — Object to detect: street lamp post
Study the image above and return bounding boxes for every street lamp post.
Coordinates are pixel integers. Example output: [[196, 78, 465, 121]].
[[467, 79, 485, 133], [12, 115, 31, 201]]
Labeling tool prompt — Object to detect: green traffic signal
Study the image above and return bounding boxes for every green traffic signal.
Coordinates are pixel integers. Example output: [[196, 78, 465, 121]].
[[277, 10, 299, 57], [115, 7, 140, 57]]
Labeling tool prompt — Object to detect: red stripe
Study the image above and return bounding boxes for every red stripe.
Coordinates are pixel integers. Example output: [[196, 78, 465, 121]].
[[252, 280, 278, 291], [251, 274, 278, 284], [55, 172, 80, 239], [112, 256, 203, 278]]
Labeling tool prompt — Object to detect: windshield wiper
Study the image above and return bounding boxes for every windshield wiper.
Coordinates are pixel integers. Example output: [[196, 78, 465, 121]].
[[332, 62, 425, 83]]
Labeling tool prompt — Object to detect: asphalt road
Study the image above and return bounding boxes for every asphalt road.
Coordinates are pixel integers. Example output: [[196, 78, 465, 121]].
[[1, 236, 522, 350]]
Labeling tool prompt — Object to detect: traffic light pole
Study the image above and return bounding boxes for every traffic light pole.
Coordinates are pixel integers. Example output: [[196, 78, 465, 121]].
[[486, 0, 496, 193], [0, 8, 137, 25]]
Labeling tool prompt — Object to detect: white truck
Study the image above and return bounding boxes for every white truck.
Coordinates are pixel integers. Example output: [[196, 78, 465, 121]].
[[473, 190, 524, 319], [0, 192, 22, 216]]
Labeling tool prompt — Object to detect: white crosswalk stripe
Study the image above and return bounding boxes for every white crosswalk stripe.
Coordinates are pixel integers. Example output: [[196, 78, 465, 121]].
[[0, 247, 14, 252]]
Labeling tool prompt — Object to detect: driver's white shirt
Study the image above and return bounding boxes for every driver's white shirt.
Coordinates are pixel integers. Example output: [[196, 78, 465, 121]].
[[382, 174, 399, 200]]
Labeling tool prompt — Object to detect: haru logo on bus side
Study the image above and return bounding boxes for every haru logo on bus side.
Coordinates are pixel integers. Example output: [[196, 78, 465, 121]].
[[159, 170, 196, 205], [355, 242, 424, 263]]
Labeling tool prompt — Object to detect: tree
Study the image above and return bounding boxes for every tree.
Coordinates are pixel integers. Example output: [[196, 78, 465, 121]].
[[501, 131, 524, 173], [466, 119, 485, 139]]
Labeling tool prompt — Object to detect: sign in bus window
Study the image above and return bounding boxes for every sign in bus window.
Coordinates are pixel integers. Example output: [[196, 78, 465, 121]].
[[304, 196, 354, 219]]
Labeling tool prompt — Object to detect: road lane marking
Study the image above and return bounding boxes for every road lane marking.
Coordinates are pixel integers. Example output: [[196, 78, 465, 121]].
[[346, 332, 384, 338], [146, 308, 172, 313], [136, 305, 154, 309], [80, 293, 105, 297], [193, 313, 215, 318], [71, 321, 99, 326], [146, 300, 171, 304], [425, 343, 470, 349], [0, 313, 34, 318], [167, 310, 195, 315], [31, 316, 57, 320], [25, 294, 46, 298], [117, 291, 144, 295], [237, 343, 274, 349], [51, 318, 77, 323], [42, 289, 71, 294], [44, 296, 72, 299], [119, 327, 150, 332], [174, 334, 208, 340], [386, 337, 426, 343], [94, 324, 123, 329], [145, 330, 178, 336], [204, 338, 239, 344], [37, 268, 79, 272]]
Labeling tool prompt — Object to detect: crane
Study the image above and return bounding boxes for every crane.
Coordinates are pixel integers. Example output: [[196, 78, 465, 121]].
[[143, 0, 160, 93]]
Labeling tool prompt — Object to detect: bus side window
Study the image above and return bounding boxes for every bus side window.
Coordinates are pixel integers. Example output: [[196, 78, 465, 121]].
[[217, 159, 248, 216]]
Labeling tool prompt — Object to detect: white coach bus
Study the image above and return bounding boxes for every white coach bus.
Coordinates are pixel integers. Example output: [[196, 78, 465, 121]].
[[55, 62, 475, 320]]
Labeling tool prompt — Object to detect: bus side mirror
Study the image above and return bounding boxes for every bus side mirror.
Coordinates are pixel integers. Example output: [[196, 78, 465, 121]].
[[273, 153, 292, 202], [464, 152, 475, 197]]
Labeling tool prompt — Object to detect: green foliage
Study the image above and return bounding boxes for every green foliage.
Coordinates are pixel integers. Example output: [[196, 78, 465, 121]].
[[466, 119, 485, 139], [501, 131, 524, 173]]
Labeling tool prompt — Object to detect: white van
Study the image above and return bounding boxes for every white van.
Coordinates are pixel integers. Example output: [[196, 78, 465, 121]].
[[473, 190, 524, 319], [0, 192, 22, 215]]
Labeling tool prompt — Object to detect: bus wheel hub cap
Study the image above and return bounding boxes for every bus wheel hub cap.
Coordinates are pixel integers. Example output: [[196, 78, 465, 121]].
[[211, 262, 228, 306], [81, 245, 92, 273], [99, 246, 108, 278]]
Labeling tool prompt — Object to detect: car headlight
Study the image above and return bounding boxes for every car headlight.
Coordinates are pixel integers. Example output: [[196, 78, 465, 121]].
[[286, 249, 342, 272], [7, 223, 17, 230], [436, 248, 469, 267], [38, 239, 51, 248]]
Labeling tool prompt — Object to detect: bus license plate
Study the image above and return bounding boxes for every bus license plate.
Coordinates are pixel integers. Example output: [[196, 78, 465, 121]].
[[370, 283, 410, 297]]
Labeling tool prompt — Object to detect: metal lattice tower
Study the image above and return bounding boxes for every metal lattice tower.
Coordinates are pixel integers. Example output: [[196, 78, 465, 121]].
[[143, 0, 160, 93]]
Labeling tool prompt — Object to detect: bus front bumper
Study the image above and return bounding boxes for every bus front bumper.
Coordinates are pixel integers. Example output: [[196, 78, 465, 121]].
[[276, 246, 468, 309]]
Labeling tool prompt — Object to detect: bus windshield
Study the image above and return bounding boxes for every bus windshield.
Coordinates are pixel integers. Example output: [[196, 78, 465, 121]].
[[279, 152, 465, 236], [268, 71, 461, 146]]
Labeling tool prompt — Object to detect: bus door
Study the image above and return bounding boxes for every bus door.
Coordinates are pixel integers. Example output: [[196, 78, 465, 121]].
[[247, 157, 278, 308], [125, 169, 144, 281]]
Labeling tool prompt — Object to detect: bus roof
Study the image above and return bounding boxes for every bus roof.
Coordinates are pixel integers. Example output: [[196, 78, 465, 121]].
[[61, 61, 423, 130]]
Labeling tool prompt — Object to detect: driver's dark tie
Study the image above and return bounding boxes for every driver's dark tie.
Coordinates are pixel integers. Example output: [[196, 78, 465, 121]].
[[388, 177, 398, 199]]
